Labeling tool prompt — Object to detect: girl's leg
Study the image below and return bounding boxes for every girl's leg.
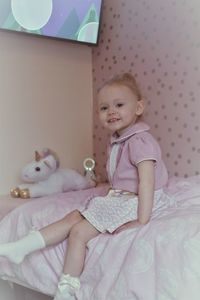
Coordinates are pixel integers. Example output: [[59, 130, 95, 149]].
[[54, 219, 100, 300], [0, 210, 83, 264], [63, 219, 100, 276], [40, 210, 83, 246]]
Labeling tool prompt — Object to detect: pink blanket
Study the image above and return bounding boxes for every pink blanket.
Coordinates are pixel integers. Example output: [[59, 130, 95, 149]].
[[1, 177, 200, 299]]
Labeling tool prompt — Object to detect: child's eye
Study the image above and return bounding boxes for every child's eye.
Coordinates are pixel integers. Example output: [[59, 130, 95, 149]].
[[100, 106, 108, 111], [116, 103, 124, 108]]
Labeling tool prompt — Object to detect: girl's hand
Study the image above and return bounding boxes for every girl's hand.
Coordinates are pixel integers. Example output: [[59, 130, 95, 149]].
[[113, 220, 141, 234]]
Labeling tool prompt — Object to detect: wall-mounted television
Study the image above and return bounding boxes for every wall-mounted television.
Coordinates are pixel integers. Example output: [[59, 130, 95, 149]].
[[0, 0, 103, 45]]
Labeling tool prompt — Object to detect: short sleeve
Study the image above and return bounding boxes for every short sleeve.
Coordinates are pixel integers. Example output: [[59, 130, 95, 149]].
[[128, 132, 161, 165]]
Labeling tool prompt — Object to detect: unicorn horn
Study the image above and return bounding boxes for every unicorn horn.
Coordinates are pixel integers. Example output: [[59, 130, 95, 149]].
[[35, 151, 41, 162]]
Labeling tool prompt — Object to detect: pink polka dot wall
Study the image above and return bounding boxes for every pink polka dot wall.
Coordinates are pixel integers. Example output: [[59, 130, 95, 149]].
[[92, 0, 200, 181]]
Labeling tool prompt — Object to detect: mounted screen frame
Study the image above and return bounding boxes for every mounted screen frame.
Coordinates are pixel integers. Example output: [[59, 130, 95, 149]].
[[0, 0, 103, 45]]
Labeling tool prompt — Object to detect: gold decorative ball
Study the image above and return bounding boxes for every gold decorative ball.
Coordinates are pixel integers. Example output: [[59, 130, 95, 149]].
[[10, 187, 20, 198], [19, 189, 30, 199]]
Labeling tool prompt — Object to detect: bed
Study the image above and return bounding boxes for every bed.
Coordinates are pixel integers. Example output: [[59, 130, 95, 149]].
[[1, 176, 200, 300]]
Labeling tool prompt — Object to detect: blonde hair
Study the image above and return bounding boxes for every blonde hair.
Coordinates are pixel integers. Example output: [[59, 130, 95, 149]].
[[99, 73, 142, 101]]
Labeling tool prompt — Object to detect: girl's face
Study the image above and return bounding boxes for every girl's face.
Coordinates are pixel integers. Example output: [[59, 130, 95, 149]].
[[97, 84, 144, 136]]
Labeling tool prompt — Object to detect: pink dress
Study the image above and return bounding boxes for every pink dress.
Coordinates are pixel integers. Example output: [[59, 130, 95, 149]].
[[81, 122, 171, 233]]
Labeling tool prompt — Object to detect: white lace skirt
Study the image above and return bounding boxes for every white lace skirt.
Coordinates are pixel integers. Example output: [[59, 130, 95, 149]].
[[81, 189, 174, 233]]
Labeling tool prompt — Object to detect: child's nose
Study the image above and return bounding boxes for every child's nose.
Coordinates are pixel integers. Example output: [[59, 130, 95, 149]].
[[108, 107, 116, 115]]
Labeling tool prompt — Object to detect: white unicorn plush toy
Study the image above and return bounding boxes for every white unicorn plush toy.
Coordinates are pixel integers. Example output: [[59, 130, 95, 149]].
[[10, 148, 96, 199]]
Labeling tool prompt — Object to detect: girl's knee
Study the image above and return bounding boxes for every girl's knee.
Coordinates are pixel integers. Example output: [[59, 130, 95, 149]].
[[69, 222, 84, 241], [63, 210, 82, 225], [68, 220, 99, 245]]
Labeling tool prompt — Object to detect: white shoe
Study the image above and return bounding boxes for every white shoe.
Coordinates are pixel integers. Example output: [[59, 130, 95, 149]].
[[54, 274, 80, 300]]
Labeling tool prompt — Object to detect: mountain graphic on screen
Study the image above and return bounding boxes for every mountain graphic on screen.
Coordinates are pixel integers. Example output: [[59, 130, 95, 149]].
[[58, 4, 99, 43]]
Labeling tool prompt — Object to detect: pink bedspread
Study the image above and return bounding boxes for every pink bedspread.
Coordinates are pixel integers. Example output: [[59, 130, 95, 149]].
[[1, 177, 200, 299]]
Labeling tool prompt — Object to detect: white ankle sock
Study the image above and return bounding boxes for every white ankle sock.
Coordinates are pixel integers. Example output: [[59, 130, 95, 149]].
[[0, 230, 45, 264], [54, 274, 80, 300]]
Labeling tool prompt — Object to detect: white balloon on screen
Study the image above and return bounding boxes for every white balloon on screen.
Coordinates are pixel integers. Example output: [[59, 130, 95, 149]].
[[77, 22, 99, 44], [11, 0, 53, 31]]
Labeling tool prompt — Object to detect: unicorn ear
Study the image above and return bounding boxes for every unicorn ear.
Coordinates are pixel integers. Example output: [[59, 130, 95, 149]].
[[43, 155, 57, 170], [35, 151, 41, 162], [44, 160, 52, 169]]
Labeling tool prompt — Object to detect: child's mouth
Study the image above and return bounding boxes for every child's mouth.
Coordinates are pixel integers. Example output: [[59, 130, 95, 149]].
[[108, 118, 120, 123]]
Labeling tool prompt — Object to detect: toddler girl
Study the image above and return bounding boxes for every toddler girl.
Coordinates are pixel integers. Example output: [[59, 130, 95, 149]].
[[0, 73, 169, 300]]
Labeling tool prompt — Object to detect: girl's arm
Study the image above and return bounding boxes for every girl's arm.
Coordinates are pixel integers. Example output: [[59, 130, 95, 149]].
[[114, 160, 155, 234], [137, 160, 155, 224]]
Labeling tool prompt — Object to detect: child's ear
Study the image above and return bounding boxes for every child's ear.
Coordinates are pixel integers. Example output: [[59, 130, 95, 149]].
[[136, 99, 145, 116]]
